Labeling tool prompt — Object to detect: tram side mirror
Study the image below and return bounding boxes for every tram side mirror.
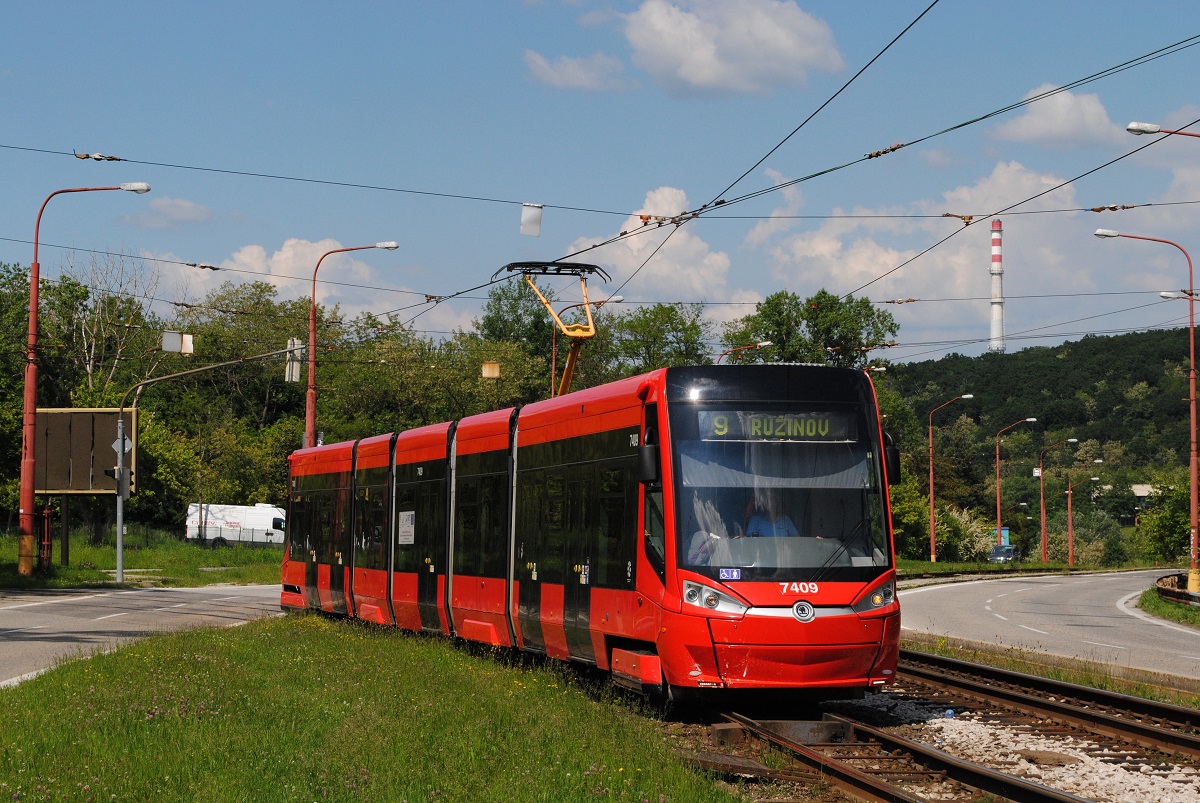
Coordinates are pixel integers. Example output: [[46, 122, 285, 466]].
[[883, 431, 901, 486], [638, 443, 660, 485]]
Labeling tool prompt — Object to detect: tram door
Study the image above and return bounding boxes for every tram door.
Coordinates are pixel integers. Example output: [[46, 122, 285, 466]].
[[563, 465, 596, 662], [414, 468, 447, 630], [515, 463, 563, 654]]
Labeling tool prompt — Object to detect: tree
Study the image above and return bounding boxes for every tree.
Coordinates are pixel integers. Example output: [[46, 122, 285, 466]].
[[802, 289, 898, 369], [474, 278, 555, 360], [1137, 471, 1191, 562], [722, 289, 898, 369], [608, 302, 714, 375], [722, 290, 812, 363]]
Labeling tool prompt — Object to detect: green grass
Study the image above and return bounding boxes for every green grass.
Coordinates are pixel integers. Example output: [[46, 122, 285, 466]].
[[0, 615, 740, 803], [1137, 585, 1200, 628], [0, 531, 282, 589]]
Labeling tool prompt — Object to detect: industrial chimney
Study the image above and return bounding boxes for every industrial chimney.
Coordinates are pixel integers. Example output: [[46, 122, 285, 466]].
[[989, 219, 1005, 353]]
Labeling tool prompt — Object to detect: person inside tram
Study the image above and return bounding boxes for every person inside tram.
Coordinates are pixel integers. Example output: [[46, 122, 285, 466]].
[[745, 487, 798, 537]]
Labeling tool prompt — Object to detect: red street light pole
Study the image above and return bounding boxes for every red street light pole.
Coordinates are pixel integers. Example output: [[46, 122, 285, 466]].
[[717, 340, 772, 364], [1038, 437, 1077, 562], [995, 417, 1036, 547], [1066, 468, 1101, 567], [927, 394, 973, 562], [1095, 228, 1199, 593], [305, 242, 398, 449], [18, 182, 151, 576]]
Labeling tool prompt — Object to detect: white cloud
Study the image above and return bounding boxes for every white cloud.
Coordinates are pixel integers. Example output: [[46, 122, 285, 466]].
[[120, 197, 211, 230], [623, 0, 842, 95], [991, 85, 1124, 147], [751, 161, 1131, 356], [567, 186, 735, 306], [524, 50, 625, 90], [743, 168, 804, 248]]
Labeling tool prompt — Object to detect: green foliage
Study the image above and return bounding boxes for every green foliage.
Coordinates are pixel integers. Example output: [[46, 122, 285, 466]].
[[1137, 476, 1191, 562], [887, 473, 929, 560], [474, 277, 555, 361], [722, 288, 898, 368]]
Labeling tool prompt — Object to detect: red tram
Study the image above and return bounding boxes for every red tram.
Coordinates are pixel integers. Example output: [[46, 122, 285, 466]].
[[281, 364, 901, 698]]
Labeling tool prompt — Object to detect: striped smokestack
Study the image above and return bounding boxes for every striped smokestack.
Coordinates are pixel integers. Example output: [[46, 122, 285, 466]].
[[989, 219, 1005, 353]]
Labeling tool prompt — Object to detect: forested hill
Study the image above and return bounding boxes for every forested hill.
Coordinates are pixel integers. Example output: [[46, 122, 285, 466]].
[[886, 328, 1191, 470]]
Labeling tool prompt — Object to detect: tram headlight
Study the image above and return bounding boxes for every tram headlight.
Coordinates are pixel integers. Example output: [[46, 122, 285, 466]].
[[852, 579, 895, 614], [682, 580, 747, 615]]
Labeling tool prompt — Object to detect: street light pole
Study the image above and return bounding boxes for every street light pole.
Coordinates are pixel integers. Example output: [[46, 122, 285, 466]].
[[927, 394, 973, 562], [1095, 228, 1198, 592], [716, 341, 773, 364], [17, 182, 151, 576], [1038, 437, 1078, 562], [305, 242, 398, 449], [995, 417, 1037, 547], [1066, 468, 1101, 568]]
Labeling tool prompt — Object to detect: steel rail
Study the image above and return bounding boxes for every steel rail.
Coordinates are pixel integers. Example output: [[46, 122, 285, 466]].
[[724, 711, 1089, 803], [823, 713, 1091, 803], [898, 650, 1200, 759], [723, 711, 928, 803]]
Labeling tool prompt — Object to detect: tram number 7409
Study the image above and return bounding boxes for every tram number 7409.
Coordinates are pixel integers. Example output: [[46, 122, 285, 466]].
[[780, 582, 820, 595]]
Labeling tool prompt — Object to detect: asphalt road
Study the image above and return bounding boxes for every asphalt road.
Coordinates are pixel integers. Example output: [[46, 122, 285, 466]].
[[0, 584, 282, 687], [899, 569, 1200, 681]]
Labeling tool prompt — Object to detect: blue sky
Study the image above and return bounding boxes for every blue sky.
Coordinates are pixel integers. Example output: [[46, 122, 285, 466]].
[[3, 1, 1200, 363]]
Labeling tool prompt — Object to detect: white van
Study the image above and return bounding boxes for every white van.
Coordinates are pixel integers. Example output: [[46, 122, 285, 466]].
[[185, 503, 286, 547]]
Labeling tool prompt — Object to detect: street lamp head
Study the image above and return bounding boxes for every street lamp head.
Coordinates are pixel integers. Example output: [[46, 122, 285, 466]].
[[1126, 122, 1161, 135], [756, 340, 773, 348], [1025, 417, 1037, 422], [120, 182, 151, 194], [1161, 291, 1186, 300], [1067, 438, 1078, 443], [600, 295, 625, 305], [375, 241, 400, 250], [1094, 228, 1120, 238], [961, 394, 974, 399]]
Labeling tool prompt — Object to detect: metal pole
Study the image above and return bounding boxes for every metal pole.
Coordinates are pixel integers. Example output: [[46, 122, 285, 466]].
[[115, 415, 125, 583], [18, 183, 148, 575], [927, 394, 971, 563], [1096, 231, 1198, 592]]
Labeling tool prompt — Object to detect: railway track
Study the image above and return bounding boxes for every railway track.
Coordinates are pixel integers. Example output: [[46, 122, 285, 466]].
[[683, 651, 1200, 801], [716, 711, 1088, 802], [896, 649, 1200, 760]]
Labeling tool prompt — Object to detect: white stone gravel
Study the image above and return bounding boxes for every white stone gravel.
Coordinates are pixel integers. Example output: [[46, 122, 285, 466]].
[[833, 692, 1200, 802]]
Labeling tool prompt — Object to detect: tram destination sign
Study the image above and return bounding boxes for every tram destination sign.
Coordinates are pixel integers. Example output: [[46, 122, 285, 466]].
[[698, 410, 855, 442]]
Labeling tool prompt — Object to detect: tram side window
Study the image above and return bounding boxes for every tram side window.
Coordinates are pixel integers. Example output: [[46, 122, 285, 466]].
[[455, 473, 507, 578], [311, 491, 332, 563], [595, 463, 636, 588], [394, 484, 419, 573], [355, 484, 387, 570], [288, 493, 310, 561]]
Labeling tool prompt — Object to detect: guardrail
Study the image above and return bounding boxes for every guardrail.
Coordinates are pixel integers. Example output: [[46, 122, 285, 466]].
[[1155, 572, 1200, 608]]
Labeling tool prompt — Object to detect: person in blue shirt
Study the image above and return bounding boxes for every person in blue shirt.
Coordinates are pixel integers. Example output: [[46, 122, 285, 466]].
[[745, 487, 798, 537]]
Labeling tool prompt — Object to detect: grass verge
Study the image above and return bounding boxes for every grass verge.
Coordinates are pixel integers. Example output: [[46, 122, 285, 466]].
[[0, 532, 282, 588], [0, 614, 743, 803], [1137, 585, 1200, 628]]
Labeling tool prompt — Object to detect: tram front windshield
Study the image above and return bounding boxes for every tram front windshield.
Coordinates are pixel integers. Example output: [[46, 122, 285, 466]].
[[674, 407, 890, 582]]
